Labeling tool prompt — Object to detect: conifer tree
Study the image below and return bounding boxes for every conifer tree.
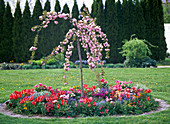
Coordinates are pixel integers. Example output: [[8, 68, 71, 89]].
[[0, 0, 5, 56], [105, 0, 118, 63], [32, 0, 43, 25], [32, 0, 43, 59], [96, 0, 104, 28], [21, 0, 32, 62], [116, 0, 124, 63], [134, 0, 145, 39], [71, 0, 80, 62], [80, 3, 89, 14], [53, 0, 62, 47], [0, 2, 13, 62], [39, 0, 52, 58], [122, 0, 131, 40], [12, 1, 23, 62], [55, 0, 61, 12], [62, 3, 71, 35], [142, 0, 167, 60], [91, 0, 98, 18], [72, 0, 79, 20], [158, 0, 167, 60]]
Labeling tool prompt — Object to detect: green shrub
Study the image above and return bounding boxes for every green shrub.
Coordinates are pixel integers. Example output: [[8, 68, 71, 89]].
[[104, 64, 114, 68], [114, 63, 124, 68], [120, 35, 156, 68], [22, 64, 32, 69]]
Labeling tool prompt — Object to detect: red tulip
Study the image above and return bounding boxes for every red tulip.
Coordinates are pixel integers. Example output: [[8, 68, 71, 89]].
[[14, 95, 18, 100], [20, 99, 25, 104], [147, 97, 150, 101], [92, 85, 96, 89], [32, 100, 36, 105], [118, 97, 122, 101], [28, 96, 34, 101], [57, 104, 60, 109], [100, 79, 105, 82], [93, 102, 96, 106], [10, 93, 14, 100], [88, 104, 91, 107], [147, 89, 151, 93]]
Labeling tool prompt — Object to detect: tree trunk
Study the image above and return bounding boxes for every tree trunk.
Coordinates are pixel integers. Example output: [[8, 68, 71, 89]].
[[76, 39, 84, 97]]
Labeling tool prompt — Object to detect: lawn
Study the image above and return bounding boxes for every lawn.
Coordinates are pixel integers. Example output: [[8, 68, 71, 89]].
[[0, 68, 170, 123]]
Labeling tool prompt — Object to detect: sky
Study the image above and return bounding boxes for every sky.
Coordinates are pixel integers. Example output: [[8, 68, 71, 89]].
[[5, 0, 109, 14]]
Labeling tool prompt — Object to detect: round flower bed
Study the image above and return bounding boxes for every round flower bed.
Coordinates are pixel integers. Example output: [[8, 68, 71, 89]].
[[6, 80, 159, 117]]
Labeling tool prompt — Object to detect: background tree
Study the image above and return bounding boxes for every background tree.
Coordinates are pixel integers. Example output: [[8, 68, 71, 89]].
[[163, 2, 170, 23], [12, 1, 23, 62], [91, 0, 98, 18], [134, 0, 145, 39], [38, 0, 52, 58], [71, 0, 79, 62], [32, 0, 43, 59], [0, 0, 5, 61], [122, 0, 132, 41], [21, 0, 32, 62], [105, 0, 118, 63], [0, 2, 14, 62], [144, 0, 167, 60], [116, 0, 124, 63], [52, 0, 63, 47], [72, 0, 79, 19], [96, 0, 104, 29]]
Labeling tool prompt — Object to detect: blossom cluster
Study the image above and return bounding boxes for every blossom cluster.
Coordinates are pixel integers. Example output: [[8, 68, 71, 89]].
[[7, 80, 158, 117], [30, 9, 110, 72]]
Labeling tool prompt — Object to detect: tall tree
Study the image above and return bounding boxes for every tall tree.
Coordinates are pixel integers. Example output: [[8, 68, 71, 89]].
[[32, 0, 43, 25], [0, 2, 13, 62], [32, 0, 43, 59], [72, 0, 79, 20], [122, 0, 131, 40], [158, 0, 167, 60], [134, 0, 145, 39], [105, 0, 119, 63], [21, 0, 32, 62], [38, 0, 52, 58], [143, 0, 167, 60], [116, 0, 124, 63], [91, 0, 98, 18], [96, 0, 104, 28], [12, 1, 23, 62], [0, 0, 5, 62], [53, 0, 62, 47], [62, 4, 71, 35], [71, 0, 80, 62], [55, 0, 61, 12]]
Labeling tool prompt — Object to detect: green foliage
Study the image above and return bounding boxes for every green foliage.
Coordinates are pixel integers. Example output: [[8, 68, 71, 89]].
[[12, 1, 23, 62], [163, 3, 170, 23], [39, 0, 53, 59], [0, 0, 5, 62], [72, 0, 79, 20], [142, 0, 167, 61], [134, 0, 145, 39], [105, 0, 119, 63], [0, 2, 13, 62], [124, 57, 157, 68], [96, 0, 105, 29], [55, 0, 61, 12], [116, 0, 124, 63], [121, 36, 157, 68], [121, 36, 152, 60], [21, 1, 33, 62]]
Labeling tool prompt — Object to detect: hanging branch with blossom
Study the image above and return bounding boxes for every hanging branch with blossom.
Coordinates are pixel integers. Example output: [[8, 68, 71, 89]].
[[30, 8, 110, 97]]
